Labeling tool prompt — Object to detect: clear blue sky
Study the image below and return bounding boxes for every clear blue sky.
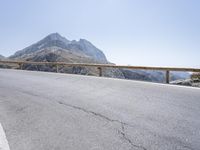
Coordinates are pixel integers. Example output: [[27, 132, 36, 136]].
[[0, 0, 199, 67]]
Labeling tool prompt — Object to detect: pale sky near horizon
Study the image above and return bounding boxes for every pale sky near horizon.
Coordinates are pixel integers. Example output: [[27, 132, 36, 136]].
[[0, 0, 200, 67]]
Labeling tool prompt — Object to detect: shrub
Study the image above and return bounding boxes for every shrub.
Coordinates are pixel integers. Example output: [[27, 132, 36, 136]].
[[191, 72, 200, 80]]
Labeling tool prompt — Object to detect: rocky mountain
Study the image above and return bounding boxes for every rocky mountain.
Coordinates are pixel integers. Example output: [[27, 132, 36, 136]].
[[9, 33, 124, 78], [6, 33, 190, 82], [10, 33, 107, 63]]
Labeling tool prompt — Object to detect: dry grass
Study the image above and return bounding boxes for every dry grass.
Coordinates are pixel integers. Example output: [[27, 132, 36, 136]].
[[191, 72, 200, 80]]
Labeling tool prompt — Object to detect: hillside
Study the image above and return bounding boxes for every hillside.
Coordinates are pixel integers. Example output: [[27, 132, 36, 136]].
[[121, 69, 190, 83]]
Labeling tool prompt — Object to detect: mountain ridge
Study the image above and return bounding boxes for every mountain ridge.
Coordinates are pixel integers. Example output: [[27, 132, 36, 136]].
[[3, 33, 190, 82], [10, 33, 108, 63], [9, 33, 124, 78]]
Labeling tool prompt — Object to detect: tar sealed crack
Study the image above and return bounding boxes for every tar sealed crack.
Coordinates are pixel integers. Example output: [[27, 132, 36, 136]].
[[58, 101, 147, 150]]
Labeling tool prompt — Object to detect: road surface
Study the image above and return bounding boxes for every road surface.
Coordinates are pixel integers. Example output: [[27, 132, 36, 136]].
[[0, 69, 200, 150]]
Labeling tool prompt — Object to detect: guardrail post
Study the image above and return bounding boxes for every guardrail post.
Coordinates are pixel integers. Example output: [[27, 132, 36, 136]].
[[18, 63, 23, 70], [56, 64, 59, 73], [166, 70, 170, 84], [97, 67, 102, 77]]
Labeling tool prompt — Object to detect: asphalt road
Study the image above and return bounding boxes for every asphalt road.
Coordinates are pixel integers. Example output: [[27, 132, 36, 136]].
[[0, 69, 200, 150]]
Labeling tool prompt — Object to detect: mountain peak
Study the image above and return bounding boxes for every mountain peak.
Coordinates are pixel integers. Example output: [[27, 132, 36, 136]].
[[45, 33, 70, 43], [47, 32, 61, 38]]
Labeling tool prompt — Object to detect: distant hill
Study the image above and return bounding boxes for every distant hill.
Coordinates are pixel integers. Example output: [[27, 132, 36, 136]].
[[120, 69, 190, 83], [0, 54, 5, 60], [6, 33, 190, 82], [0, 54, 12, 69]]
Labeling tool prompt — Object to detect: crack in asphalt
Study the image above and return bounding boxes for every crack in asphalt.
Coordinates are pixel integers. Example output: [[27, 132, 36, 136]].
[[58, 101, 127, 124], [58, 101, 147, 150], [118, 123, 147, 150]]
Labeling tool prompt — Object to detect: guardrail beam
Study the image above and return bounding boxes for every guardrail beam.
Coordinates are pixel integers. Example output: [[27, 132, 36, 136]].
[[1, 60, 200, 83]]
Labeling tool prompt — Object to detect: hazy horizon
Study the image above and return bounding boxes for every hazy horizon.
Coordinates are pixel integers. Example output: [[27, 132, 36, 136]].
[[0, 0, 200, 68]]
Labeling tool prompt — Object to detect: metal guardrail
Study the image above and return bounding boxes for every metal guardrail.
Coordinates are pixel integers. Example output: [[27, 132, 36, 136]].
[[0, 60, 200, 83]]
